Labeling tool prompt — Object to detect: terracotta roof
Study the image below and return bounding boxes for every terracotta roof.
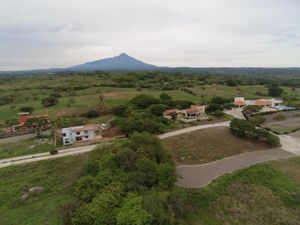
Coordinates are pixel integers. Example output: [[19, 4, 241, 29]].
[[163, 109, 177, 115], [234, 100, 245, 106], [255, 99, 272, 105]]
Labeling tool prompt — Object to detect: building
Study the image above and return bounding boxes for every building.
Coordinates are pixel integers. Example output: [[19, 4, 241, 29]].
[[61, 124, 100, 145], [163, 105, 206, 120], [234, 97, 283, 108], [18, 112, 51, 130]]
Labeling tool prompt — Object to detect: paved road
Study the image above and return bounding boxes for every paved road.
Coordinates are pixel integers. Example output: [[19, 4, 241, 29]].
[[0, 145, 97, 168], [225, 108, 245, 119], [279, 135, 300, 155], [158, 121, 230, 139], [176, 148, 295, 188]]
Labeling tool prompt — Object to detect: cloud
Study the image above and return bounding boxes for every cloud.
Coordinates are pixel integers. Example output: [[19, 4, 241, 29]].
[[0, 0, 299, 70]]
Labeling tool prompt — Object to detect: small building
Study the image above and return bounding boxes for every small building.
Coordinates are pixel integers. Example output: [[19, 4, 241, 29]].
[[61, 124, 100, 145], [163, 105, 206, 120], [234, 97, 283, 108], [18, 112, 51, 130]]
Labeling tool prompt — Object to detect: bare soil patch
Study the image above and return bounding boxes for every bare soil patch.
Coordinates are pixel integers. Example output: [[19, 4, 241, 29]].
[[163, 127, 272, 165]]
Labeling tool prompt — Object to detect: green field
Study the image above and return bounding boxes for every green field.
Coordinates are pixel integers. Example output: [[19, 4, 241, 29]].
[[1, 152, 300, 225], [0, 138, 54, 159], [1, 73, 299, 124]]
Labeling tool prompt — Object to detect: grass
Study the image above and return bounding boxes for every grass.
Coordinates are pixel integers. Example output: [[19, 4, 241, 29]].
[[0, 138, 55, 159], [261, 111, 300, 134], [0, 154, 89, 225], [163, 127, 272, 164], [0, 149, 300, 225], [177, 157, 300, 225]]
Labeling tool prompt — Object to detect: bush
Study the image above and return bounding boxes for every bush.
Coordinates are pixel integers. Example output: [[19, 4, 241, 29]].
[[81, 110, 100, 118], [42, 97, 58, 107], [249, 115, 266, 125], [49, 149, 58, 155], [244, 105, 263, 114], [206, 103, 224, 114], [130, 94, 160, 109], [211, 110, 225, 118], [211, 96, 231, 105], [19, 106, 34, 113], [148, 104, 168, 116], [273, 114, 286, 121]]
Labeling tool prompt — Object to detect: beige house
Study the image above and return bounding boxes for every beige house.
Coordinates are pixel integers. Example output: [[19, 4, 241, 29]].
[[163, 105, 206, 120], [234, 97, 283, 108]]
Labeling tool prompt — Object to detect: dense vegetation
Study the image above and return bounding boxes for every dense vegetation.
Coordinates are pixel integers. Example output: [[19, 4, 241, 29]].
[[230, 118, 280, 146], [63, 132, 178, 225]]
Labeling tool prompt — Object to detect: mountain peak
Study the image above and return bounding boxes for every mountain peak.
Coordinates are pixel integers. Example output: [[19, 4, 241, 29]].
[[118, 53, 130, 57], [68, 53, 158, 71]]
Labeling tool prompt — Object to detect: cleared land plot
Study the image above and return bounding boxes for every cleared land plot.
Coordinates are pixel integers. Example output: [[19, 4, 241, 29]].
[[0, 154, 89, 225], [163, 127, 272, 164], [0, 138, 54, 160], [261, 110, 300, 134]]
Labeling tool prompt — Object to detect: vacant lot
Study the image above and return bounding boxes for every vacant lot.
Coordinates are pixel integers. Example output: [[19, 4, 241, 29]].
[[261, 110, 300, 134], [0, 138, 54, 160], [0, 154, 89, 225], [178, 157, 300, 225], [163, 127, 272, 164]]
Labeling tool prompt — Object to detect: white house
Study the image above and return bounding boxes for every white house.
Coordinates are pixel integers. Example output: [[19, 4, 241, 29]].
[[61, 125, 100, 145]]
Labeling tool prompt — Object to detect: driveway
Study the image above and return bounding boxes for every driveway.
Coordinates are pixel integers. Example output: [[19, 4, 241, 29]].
[[279, 134, 300, 155], [225, 108, 245, 119], [176, 148, 295, 188]]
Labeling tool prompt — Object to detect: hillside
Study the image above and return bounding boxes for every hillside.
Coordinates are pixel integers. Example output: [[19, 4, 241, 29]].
[[1, 154, 300, 225]]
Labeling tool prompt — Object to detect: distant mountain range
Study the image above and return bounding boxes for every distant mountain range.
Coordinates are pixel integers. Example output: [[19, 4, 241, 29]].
[[1, 53, 300, 76]]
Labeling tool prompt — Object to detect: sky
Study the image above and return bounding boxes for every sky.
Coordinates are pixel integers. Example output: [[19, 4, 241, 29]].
[[0, 0, 300, 70]]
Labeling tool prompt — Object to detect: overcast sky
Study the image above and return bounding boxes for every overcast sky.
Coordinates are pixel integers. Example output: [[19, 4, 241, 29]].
[[1, 0, 300, 70]]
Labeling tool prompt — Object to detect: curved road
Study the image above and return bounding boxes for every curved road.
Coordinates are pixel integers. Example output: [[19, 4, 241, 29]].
[[1, 120, 299, 190], [176, 148, 295, 188]]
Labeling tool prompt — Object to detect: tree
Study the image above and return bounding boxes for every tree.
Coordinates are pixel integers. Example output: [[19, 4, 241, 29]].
[[157, 163, 176, 189], [116, 193, 152, 225], [211, 96, 230, 105], [268, 84, 283, 97], [73, 176, 98, 202], [148, 104, 168, 116], [41, 97, 58, 107], [24, 117, 49, 136], [130, 94, 160, 109], [205, 103, 224, 114]]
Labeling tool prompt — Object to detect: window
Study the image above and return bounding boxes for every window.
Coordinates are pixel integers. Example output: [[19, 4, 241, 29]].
[[85, 135, 89, 138], [62, 133, 66, 137], [76, 132, 80, 135]]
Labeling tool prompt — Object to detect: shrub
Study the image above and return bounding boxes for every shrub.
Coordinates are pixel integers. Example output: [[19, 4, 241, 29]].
[[42, 97, 58, 107], [249, 115, 266, 125], [130, 94, 160, 109], [19, 106, 34, 113], [81, 110, 100, 118], [49, 149, 58, 155], [211, 96, 231, 105], [206, 104, 224, 114], [273, 114, 286, 121], [244, 105, 263, 114], [211, 110, 225, 118], [148, 104, 168, 116]]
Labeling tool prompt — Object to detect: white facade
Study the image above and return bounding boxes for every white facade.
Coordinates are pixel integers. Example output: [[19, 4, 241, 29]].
[[62, 125, 96, 145]]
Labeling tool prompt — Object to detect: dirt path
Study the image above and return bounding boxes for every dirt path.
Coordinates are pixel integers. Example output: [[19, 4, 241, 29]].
[[176, 148, 295, 188]]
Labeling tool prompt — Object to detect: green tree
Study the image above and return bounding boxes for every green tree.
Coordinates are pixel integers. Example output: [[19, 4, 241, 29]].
[[117, 193, 152, 225], [73, 176, 98, 202], [268, 84, 283, 97], [130, 94, 160, 109]]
